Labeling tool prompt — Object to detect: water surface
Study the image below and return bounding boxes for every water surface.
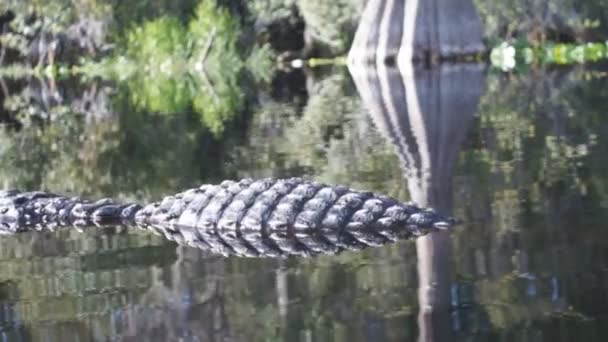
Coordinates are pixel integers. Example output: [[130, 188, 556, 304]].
[[0, 63, 607, 341]]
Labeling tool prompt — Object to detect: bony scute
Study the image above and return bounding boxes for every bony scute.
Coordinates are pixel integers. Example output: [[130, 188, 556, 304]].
[[0, 178, 459, 257]]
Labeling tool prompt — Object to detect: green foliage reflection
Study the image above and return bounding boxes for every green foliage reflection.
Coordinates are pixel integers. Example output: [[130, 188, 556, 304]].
[[111, 1, 272, 135], [491, 41, 608, 71]]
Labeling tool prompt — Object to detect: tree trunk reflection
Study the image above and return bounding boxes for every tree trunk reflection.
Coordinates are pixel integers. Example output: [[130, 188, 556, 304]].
[[349, 60, 484, 341]]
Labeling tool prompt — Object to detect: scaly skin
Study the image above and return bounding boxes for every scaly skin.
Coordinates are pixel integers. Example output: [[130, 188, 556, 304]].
[[0, 178, 457, 257]]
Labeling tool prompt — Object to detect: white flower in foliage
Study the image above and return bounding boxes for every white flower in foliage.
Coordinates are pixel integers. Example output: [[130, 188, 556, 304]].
[[491, 42, 516, 71]]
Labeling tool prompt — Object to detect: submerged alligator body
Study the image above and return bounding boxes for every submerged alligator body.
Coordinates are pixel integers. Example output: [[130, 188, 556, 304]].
[[0, 178, 456, 257]]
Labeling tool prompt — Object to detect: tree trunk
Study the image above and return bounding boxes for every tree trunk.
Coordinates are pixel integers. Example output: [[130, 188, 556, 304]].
[[348, 0, 485, 64], [349, 61, 485, 341]]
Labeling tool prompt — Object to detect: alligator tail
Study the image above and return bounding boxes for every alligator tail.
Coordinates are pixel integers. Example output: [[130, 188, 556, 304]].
[[0, 190, 141, 232], [1, 179, 460, 236], [0, 180, 462, 258]]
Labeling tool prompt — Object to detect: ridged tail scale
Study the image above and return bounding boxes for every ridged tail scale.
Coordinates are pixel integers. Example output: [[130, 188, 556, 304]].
[[0, 190, 141, 232], [0, 178, 456, 257]]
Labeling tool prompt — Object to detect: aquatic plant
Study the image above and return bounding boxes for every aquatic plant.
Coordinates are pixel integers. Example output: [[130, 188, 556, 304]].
[[490, 41, 608, 71]]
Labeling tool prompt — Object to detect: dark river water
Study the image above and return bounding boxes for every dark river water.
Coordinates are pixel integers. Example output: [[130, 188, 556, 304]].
[[1, 58, 608, 340]]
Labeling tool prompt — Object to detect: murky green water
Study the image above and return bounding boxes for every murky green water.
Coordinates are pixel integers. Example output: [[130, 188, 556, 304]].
[[2, 1, 608, 341], [1, 63, 607, 341]]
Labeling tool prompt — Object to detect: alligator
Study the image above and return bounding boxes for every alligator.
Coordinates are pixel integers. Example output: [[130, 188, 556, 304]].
[[0, 178, 457, 257]]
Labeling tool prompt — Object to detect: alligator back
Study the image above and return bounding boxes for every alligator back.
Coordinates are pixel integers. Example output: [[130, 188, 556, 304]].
[[0, 178, 456, 257]]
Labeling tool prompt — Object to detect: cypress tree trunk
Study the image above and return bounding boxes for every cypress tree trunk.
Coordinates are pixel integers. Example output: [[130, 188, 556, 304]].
[[349, 3, 485, 337], [349, 61, 485, 341], [348, 0, 485, 64]]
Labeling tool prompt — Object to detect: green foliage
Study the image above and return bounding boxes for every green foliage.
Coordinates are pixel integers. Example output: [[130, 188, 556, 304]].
[[491, 41, 608, 71], [296, 0, 363, 53], [128, 73, 194, 114], [192, 74, 243, 136], [106, 0, 274, 134], [0, 31, 29, 54], [106, 0, 197, 35], [231, 70, 408, 199], [247, 0, 362, 54], [0, 103, 205, 200], [248, 0, 299, 24], [1, 1, 75, 33], [126, 16, 188, 62], [474, 0, 608, 41], [188, 0, 239, 51], [461, 69, 607, 236], [0, 0, 275, 134], [188, 0, 246, 134], [245, 43, 275, 82], [543, 42, 608, 63], [121, 16, 193, 114]]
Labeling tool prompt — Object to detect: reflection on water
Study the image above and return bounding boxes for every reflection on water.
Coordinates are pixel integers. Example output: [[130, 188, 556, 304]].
[[2, 55, 608, 342], [350, 61, 485, 342]]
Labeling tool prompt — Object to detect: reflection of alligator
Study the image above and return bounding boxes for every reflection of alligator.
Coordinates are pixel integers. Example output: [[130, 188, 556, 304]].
[[0, 178, 456, 257]]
